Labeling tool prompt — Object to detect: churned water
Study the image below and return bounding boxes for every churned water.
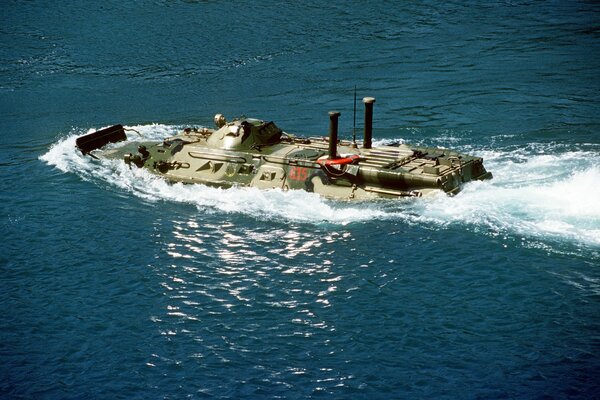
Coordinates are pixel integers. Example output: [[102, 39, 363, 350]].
[[2, 1, 600, 399]]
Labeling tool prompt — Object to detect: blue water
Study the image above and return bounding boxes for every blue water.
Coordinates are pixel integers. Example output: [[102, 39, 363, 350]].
[[2, 1, 600, 398]]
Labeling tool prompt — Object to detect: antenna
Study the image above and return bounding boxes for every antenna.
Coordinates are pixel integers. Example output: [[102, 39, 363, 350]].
[[352, 85, 357, 146]]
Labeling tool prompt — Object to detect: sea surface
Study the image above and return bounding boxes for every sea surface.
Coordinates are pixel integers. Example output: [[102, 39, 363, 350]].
[[2, 1, 600, 399]]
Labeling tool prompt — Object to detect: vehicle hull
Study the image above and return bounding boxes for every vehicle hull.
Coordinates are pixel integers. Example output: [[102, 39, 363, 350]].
[[83, 117, 492, 200]]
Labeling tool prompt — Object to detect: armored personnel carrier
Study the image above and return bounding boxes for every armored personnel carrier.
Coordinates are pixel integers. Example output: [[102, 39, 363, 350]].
[[76, 97, 492, 199]]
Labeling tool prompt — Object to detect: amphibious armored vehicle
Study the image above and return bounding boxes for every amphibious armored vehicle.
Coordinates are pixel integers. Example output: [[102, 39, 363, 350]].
[[76, 97, 492, 199]]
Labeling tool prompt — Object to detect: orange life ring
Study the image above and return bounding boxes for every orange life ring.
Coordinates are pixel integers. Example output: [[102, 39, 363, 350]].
[[317, 154, 360, 166]]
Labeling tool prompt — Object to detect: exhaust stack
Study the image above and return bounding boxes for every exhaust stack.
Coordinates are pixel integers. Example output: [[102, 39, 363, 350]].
[[328, 111, 340, 159], [363, 97, 375, 149]]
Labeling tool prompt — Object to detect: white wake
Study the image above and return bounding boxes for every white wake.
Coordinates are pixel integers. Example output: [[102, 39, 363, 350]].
[[41, 125, 600, 246]]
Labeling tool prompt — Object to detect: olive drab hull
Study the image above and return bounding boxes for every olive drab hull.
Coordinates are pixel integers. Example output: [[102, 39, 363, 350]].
[[76, 98, 492, 199]]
